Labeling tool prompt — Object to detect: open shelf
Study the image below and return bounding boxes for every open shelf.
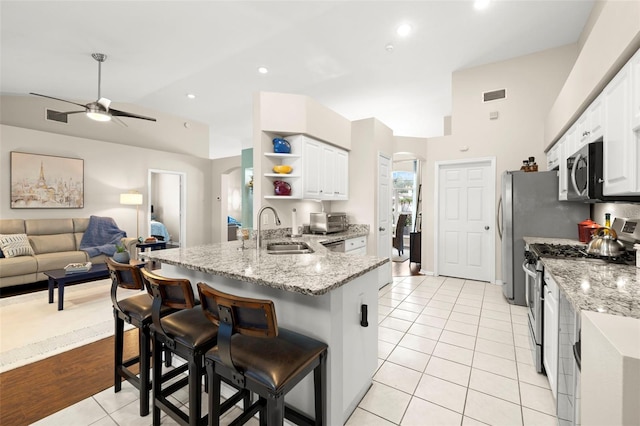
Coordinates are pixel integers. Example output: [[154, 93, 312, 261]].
[[263, 173, 300, 178]]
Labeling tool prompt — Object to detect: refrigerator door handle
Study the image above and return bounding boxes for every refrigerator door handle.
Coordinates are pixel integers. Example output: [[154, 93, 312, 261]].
[[496, 196, 503, 240]]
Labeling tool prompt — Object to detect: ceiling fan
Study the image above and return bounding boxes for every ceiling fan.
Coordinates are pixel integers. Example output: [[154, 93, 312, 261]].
[[30, 53, 156, 125]]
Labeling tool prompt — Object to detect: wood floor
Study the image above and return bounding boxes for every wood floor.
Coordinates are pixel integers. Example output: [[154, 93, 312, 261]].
[[391, 258, 423, 277], [0, 329, 140, 426], [0, 254, 420, 426]]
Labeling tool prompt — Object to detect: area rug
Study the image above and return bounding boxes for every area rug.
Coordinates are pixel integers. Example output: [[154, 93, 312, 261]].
[[0, 278, 132, 373], [392, 249, 410, 262]]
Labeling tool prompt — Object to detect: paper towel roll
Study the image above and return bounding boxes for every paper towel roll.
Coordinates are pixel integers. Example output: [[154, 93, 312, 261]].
[[292, 208, 299, 236]]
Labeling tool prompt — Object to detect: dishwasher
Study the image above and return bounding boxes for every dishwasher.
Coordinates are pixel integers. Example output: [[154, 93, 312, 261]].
[[322, 240, 345, 253]]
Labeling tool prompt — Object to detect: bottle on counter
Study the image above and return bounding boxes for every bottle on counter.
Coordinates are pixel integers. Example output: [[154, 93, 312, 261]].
[[602, 213, 613, 236]]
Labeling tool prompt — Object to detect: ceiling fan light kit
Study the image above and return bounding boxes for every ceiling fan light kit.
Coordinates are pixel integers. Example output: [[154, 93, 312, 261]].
[[30, 52, 156, 124], [86, 110, 111, 122]]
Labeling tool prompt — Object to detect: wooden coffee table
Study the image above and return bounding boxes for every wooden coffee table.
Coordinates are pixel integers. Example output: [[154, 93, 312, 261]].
[[45, 263, 110, 311]]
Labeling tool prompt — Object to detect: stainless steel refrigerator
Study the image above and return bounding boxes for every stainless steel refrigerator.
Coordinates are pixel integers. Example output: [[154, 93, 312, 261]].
[[499, 171, 589, 306]]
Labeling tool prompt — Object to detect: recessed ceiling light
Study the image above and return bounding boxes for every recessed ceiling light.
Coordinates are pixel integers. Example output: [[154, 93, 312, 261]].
[[474, 0, 490, 10], [396, 23, 412, 37], [186, 93, 196, 99], [258, 66, 269, 74]]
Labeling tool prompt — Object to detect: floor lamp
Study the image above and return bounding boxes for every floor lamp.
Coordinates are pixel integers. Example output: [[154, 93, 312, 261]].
[[120, 191, 143, 238]]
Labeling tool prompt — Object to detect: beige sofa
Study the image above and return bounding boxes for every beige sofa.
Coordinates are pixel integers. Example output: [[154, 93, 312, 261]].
[[0, 218, 137, 288]]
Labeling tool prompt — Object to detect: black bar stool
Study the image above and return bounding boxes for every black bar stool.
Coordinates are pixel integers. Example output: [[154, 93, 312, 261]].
[[198, 283, 328, 426], [107, 257, 176, 417], [142, 269, 249, 426]]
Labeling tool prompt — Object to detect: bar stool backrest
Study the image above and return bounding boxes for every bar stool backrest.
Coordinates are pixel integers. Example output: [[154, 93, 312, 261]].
[[197, 283, 278, 338], [141, 268, 196, 310], [141, 268, 197, 344], [106, 257, 145, 291]]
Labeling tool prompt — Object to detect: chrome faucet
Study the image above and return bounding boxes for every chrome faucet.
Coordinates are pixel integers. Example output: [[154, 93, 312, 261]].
[[257, 206, 281, 248]]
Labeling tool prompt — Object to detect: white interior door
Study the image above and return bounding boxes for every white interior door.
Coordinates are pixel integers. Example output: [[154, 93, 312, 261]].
[[148, 169, 187, 247], [377, 153, 392, 288], [436, 159, 495, 282]]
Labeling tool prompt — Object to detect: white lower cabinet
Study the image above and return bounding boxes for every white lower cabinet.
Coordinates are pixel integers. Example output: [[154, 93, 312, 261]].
[[544, 270, 559, 400], [345, 236, 367, 255]]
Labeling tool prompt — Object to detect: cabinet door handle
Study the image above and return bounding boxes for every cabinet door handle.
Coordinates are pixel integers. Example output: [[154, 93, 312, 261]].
[[379, 227, 385, 232], [360, 304, 369, 327]]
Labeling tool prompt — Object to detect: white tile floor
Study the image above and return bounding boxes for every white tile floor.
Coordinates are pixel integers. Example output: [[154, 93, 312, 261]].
[[33, 276, 558, 426]]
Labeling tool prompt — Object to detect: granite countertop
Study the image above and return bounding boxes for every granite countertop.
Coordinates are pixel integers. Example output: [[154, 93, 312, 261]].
[[145, 226, 388, 297], [523, 236, 640, 319]]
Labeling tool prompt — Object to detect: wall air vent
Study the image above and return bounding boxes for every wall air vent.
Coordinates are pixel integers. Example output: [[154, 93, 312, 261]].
[[482, 89, 507, 103], [45, 109, 68, 124]]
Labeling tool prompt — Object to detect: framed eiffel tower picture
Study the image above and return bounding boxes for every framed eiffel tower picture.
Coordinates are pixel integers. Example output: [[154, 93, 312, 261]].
[[10, 152, 84, 209]]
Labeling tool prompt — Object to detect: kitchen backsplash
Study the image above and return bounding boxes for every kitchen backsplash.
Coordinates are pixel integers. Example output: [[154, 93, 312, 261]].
[[591, 203, 640, 225]]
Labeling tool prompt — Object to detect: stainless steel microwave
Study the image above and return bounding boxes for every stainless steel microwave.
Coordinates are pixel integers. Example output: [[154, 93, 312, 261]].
[[566, 139, 640, 202]]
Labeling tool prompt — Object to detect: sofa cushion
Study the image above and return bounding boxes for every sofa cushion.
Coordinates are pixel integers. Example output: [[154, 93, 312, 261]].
[[25, 219, 74, 236], [0, 219, 25, 234], [29, 234, 76, 255], [36, 251, 89, 272], [0, 256, 37, 277], [0, 234, 35, 258], [73, 218, 90, 233]]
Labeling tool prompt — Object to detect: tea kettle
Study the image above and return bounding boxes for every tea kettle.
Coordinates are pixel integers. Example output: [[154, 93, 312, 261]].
[[273, 180, 291, 196], [586, 227, 626, 257]]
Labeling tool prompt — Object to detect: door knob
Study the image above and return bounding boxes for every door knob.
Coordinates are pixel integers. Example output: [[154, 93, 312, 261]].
[[379, 227, 385, 232], [485, 226, 490, 230]]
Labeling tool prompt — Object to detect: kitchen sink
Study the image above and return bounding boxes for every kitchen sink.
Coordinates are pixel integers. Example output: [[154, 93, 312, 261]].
[[266, 242, 314, 255]]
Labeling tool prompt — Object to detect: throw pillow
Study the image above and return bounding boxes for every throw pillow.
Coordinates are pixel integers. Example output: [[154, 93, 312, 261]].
[[0, 234, 35, 258]]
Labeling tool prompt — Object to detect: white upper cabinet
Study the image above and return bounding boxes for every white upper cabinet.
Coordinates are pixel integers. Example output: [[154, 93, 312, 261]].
[[632, 49, 640, 130], [546, 143, 559, 171], [302, 135, 349, 200], [333, 149, 349, 199], [602, 56, 636, 196], [576, 95, 603, 150], [557, 135, 568, 200], [302, 136, 323, 199]]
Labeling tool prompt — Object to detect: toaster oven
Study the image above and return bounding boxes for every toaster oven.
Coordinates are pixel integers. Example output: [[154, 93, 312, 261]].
[[310, 212, 347, 234]]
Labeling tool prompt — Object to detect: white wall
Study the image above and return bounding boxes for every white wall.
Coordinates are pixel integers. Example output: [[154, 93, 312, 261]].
[[211, 156, 241, 243], [545, 0, 640, 146], [0, 125, 214, 246], [423, 45, 578, 276], [334, 118, 394, 255]]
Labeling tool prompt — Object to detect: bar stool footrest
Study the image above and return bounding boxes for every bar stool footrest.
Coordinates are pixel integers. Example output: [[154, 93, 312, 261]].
[[285, 404, 316, 426], [228, 399, 265, 426]]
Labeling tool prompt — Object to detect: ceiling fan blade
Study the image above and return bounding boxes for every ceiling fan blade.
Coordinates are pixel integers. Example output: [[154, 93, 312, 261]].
[[60, 110, 87, 115], [112, 116, 128, 127], [30, 93, 87, 109], [110, 108, 157, 122]]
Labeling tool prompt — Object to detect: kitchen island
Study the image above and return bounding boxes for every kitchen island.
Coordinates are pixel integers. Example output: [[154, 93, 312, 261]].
[[145, 235, 388, 425]]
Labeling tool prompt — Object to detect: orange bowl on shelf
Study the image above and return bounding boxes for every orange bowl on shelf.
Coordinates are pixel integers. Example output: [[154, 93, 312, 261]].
[[273, 165, 293, 174]]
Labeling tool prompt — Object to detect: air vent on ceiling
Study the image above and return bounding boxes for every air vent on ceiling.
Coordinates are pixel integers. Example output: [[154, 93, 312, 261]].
[[482, 89, 507, 103], [45, 109, 68, 124]]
